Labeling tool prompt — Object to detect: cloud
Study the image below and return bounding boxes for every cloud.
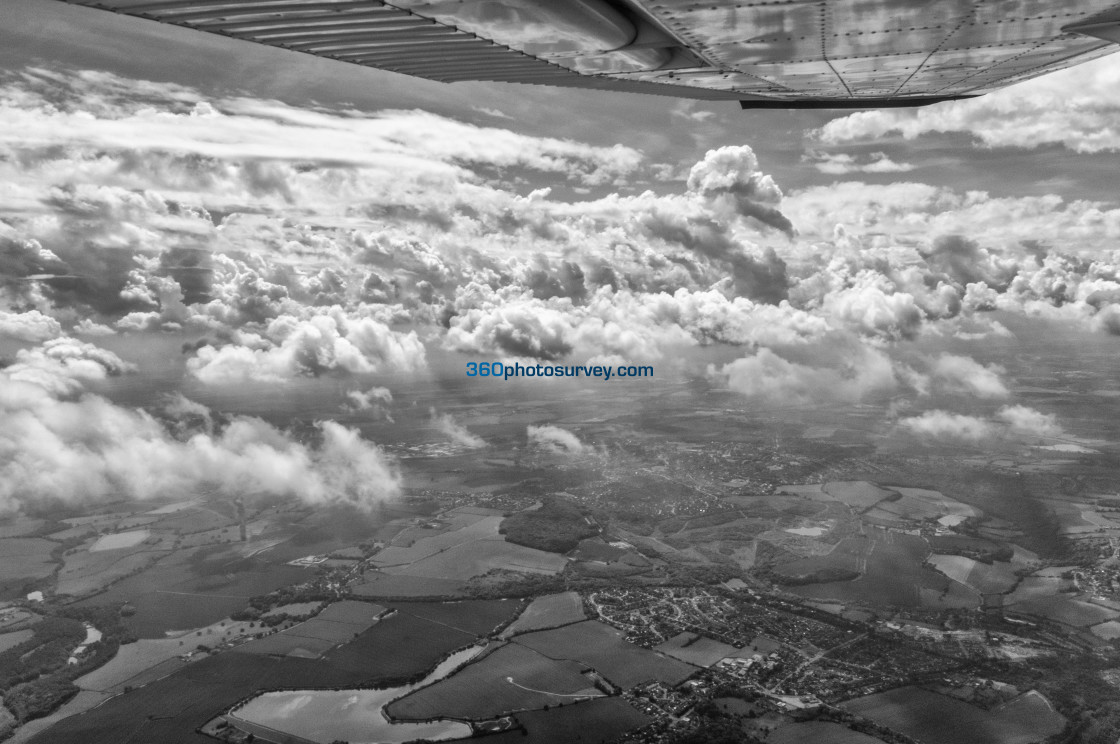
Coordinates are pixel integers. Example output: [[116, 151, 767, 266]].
[[0, 309, 61, 342], [431, 409, 485, 449], [0, 68, 644, 187], [186, 310, 427, 384], [808, 152, 915, 175], [994, 405, 1063, 439], [711, 342, 898, 405], [898, 405, 1063, 443], [344, 386, 393, 420], [3, 336, 135, 396], [815, 54, 1120, 154], [0, 356, 400, 515], [527, 424, 584, 454], [686, 145, 794, 236], [930, 354, 1009, 399], [896, 410, 995, 442]]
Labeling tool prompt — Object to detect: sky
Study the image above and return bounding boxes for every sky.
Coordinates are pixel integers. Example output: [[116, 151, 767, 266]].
[[3, 0, 1120, 516]]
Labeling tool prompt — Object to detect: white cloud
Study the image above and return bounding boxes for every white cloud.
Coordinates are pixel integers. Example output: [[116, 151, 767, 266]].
[[898, 405, 1064, 443], [0, 309, 60, 342], [809, 152, 915, 175], [186, 310, 427, 384], [897, 410, 995, 442], [3, 336, 135, 396], [930, 354, 1009, 399], [527, 424, 584, 454], [344, 386, 393, 421], [0, 351, 400, 514], [431, 410, 485, 449], [816, 54, 1120, 153], [711, 343, 898, 405]]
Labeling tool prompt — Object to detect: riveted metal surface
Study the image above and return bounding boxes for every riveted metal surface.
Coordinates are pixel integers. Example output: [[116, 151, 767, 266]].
[[54, 0, 1120, 104]]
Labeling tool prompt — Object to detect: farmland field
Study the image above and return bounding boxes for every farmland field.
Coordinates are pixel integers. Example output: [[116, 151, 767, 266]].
[[1005, 576, 1070, 603], [0, 538, 58, 585], [768, 721, 887, 743], [384, 539, 567, 581], [502, 592, 586, 638], [785, 528, 979, 609], [34, 599, 505, 744], [843, 686, 1064, 744], [351, 571, 467, 598], [386, 642, 601, 721], [316, 599, 386, 625], [0, 518, 46, 539], [56, 548, 168, 597], [372, 516, 504, 567], [318, 610, 477, 678], [372, 515, 568, 581], [74, 548, 308, 637], [390, 599, 522, 636], [928, 555, 1019, 594], [1091, 620, 1120, 639], [89, 530, 151, 552], [1009, 597, 1118, 626], [76, 618, 259, 693], [469, 697, 652, 744], [514, 621, 695, 689], [822, 482, 896, 510], [655, 632, 736, 667], [237, 630, 337, 658], [0, 629, 34, 654]]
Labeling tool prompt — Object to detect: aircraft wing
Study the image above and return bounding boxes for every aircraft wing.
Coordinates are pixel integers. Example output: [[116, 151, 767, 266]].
[[55, 0, 1120, 107]]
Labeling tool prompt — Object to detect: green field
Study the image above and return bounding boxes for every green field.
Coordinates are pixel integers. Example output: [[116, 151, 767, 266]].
[[372, 513, 568, 581], [384, 537, 567, 580], [1009, 597, 1118, 627], [502, 592, 586, 638], [655, 632, 736, 667], [843, 686, 1064, 744], [238, 630, 337, 658], [0, 629, 34, 654], [350, 571, 467, 598], [928, 555, 1018, 594], [768, 721, 887, 743], [0, 538, 60, 598], [390, 599, 522, 637], [785, 528, 979, 609], [514, 621, 695, 689], [387, 642, 601, 720], [822, 482, 896, 510], [73, 547, 308, 637], [473, 697, 652, 744], [34, 599, 503, 744]]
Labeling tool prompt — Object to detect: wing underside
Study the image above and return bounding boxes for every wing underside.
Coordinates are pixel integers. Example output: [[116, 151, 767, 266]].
[[56, 0, 1120, 106]]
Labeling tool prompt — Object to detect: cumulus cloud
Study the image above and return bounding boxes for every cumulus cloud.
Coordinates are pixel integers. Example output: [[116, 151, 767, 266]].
[[444, 284, 829, 362], [527, 425, 585, 454], [0, 68, 645, 187], [816, 54, 1120, 154], [0, 356, 400, 515], [896, 410, 996, 442], [711, 343, 898, 405], [0, 309, 61, 342], [431, 409, 486, 449], [686, 146, 794, 236], [3, 336, 135, 396], [994, 405, 1063, 439], [186, 311, 426, 384], [808, 152, 915, 175], [344, 386, 393, 420], [930, 354, 1009, 399], [898, 405, 1064, 443]]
